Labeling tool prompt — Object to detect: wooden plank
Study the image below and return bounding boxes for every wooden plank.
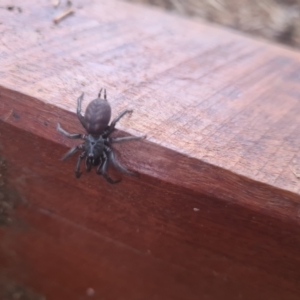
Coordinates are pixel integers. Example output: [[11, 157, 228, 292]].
[[1, 0, 300, 299], [1, 123, 300, 300], [0, 0, 300, 213]]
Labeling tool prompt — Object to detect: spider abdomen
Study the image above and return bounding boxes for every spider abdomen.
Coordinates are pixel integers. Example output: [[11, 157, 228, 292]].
[[84, 99, 111, 134]]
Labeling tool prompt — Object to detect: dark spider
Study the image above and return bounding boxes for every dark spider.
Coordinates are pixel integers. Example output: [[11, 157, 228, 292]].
[[57, 88, 146, 184]]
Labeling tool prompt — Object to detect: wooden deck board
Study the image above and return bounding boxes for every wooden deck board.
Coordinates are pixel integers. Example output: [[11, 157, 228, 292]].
[[1, 0, 300, 196], [1, 0, 300, 299]]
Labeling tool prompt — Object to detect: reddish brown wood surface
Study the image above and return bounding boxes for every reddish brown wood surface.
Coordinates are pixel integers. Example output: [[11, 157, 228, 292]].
[[1, 0, 300, 299]]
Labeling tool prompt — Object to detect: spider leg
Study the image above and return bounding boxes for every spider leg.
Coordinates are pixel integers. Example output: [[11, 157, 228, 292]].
[[75, 152, 86, 178], [97, 151, 120, 184], [109, 135, 146, 144], [105, 109, 133, 136], [85, 156, 92, 172], [105, 146, 136, 176], [77, 92, 86, 129], [57, 123, 84, 139], [61, 144, 84, 161]]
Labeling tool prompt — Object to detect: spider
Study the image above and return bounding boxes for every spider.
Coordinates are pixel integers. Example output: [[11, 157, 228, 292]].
[[57, 88, 146, 184]]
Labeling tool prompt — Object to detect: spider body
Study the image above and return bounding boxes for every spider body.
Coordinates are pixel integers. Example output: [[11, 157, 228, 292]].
[[79, 97, 111, 134], [85, 134, 105, 164], [57, 88, 145, 184]]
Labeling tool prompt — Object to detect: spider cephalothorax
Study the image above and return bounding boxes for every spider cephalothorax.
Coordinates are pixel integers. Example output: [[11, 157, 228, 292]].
[[57, 88, 146, 184]]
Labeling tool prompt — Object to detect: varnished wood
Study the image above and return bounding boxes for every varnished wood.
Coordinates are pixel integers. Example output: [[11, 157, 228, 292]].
[[1, 0, 300, 299]]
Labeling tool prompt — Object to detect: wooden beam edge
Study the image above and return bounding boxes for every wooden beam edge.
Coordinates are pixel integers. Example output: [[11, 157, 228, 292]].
[[1, 86, 300, 226]]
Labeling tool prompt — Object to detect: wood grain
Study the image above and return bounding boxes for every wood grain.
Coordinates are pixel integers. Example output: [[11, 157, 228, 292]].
[[1, 0, 300, 299], [1, 122, 300, 300]]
